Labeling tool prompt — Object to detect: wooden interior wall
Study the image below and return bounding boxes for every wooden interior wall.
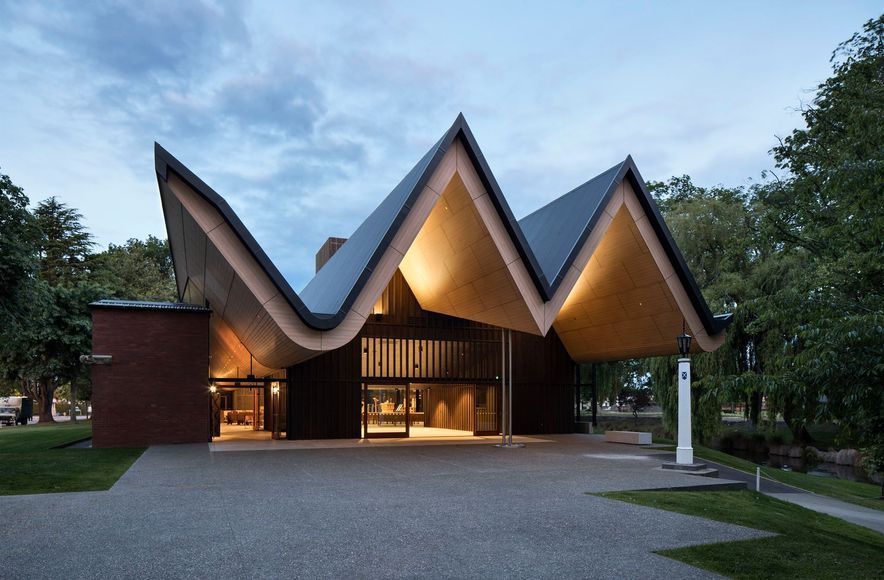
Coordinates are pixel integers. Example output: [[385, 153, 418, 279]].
[[423, 384, 475, 432], [287, 337, 361, 439], [475, 384, 500, 433]]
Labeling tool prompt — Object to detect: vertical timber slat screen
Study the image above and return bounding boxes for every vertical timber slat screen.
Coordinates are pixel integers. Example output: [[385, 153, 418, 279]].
[[423, 384, 475, 432]]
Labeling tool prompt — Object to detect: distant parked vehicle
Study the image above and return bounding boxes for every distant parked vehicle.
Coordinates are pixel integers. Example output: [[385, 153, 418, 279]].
[[0, 397, 32, 425], [0, 406, 18, 426]]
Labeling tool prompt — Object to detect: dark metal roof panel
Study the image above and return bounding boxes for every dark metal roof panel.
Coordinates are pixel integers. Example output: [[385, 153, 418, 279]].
[[518, 161, 625, 285], [299, 133, 446, 314]]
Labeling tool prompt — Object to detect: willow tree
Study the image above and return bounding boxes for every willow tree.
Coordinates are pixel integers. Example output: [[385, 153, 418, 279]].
[[757, 15, 884, 448]]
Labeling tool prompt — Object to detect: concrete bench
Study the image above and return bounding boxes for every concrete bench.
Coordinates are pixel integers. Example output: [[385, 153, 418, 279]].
[[604, 430, 652, 445]]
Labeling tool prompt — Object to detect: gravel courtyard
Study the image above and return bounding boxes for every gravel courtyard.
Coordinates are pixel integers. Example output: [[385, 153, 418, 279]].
[[1, 434, 767, 579]]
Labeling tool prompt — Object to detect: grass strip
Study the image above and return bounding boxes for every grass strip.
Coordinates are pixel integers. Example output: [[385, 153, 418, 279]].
[[651, 437, 882, 512], [692, 444, 883, 512], [0, 421, 144, 495], [598, 490, 884, 579]]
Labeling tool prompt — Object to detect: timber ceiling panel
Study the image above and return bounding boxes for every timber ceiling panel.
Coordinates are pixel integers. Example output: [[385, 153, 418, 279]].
[[182, 211, 207, 297], [553, 205, 701, 362], [223, 276, 264, 341], [158, 181, 188, 299], [399, 173, 542, 334], [209, 315, 279, 378], [203, 240, 235, 312]]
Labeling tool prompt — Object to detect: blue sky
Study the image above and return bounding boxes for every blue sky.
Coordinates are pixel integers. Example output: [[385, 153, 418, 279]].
[[0, 1, 878, 290]]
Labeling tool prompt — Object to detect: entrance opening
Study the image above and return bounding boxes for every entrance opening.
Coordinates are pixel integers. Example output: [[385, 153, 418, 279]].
[[218, 387, 266, 438], [209, 379, 287, 442], [363, 384, 408, 437], [362, 383, 499, 439]]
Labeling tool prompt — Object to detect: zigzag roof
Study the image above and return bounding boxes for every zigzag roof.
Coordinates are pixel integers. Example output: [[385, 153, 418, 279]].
[[155, 114, 730, 370]]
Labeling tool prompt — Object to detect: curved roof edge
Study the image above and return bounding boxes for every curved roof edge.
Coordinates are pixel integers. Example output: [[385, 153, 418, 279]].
[[155, 114, 731, 337]]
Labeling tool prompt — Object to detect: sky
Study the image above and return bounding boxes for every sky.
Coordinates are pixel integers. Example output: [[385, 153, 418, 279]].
[[1, 1, 879, 290]]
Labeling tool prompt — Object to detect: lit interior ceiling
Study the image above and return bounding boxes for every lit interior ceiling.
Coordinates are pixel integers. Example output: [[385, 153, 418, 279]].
[[209, 315, 281, 379], [398, 172, 542, 334], [553, 206, 699, 361]]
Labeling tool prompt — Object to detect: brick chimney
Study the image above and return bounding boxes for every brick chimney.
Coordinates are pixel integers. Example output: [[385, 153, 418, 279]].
[[315, 237, 348, 273]]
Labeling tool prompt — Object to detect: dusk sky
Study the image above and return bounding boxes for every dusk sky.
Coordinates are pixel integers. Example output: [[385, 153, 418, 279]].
[[1, 1, 878, 290]]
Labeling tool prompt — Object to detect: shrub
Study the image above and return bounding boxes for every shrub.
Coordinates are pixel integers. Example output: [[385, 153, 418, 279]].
[[768, 433, 785, 446], [718, 430, 739, 452]]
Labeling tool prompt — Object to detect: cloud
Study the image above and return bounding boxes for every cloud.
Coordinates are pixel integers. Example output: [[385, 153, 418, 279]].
[[1, 0, 862, 289], [217, 71, 325, 139], [28, 0, 249, 78]]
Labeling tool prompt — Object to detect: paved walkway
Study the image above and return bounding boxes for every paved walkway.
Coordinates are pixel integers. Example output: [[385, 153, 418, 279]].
[[0, 434, 767, 579], [210, 433, 551, 452], [655, 452, 884, 535]]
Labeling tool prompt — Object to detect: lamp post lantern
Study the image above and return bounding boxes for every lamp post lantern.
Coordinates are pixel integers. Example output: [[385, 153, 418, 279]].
[[676, 331, 693, 465], [271, 382, 281, 440], [208, 384, 220, 438]]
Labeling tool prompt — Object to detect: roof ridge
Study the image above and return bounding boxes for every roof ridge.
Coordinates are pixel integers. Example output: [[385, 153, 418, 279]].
[[155, 116, 730, 337], [519, 159, 626, 224], [518, 159, 627, 285]]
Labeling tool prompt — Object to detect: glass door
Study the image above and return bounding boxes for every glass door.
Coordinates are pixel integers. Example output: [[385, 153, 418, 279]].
[[363, 384, 409, 438]]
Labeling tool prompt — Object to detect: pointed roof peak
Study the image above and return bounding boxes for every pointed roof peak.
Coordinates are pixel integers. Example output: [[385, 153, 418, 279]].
[[155, 118, 730, 338], [519, 159, 628, 285]]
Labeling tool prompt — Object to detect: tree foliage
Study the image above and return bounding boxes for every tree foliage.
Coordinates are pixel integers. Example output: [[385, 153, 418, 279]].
[[0, 170, 40, 397], [33, 197, 94, 286], [0, 171, 178, 420], [640, 18, 883, 467], [91, 236, 177, 302], [759, 15, 884, 453]]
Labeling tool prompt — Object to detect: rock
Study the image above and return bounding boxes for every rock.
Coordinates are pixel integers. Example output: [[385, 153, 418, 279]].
[[818, 450, 838, 463], [788, 446, 804, 458], [835, 449, 860, 466]]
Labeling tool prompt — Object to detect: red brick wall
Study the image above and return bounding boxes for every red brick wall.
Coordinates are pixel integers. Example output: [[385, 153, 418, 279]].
[[91, 308, 210, 448]]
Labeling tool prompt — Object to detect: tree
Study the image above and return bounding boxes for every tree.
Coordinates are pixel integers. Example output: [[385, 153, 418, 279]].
[[641, 18, 883, 454], [0, 169, 179, 422], [644, 176, 775, 441], [0, 170, 39, 344], [757, 16, 884, 449], [91, 236, 177, 302], [33, 196, 94, 286], [4, 197, 98, 422], [11, 282, 103, 422], [0, 171, 40, 400]]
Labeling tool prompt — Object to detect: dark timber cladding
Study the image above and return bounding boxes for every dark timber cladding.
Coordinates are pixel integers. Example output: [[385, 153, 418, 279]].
[[288, 271, 575, 439]]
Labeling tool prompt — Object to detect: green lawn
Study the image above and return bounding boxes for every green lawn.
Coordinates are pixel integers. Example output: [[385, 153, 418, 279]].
[[687, 444, 884, 512], [599, 490, 884, 579], [0, 421, 144, 495], [649, 435, 883, 512]]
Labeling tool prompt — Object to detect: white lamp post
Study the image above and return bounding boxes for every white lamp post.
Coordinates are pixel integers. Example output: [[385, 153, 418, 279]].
[[675, 332, 693, 465]]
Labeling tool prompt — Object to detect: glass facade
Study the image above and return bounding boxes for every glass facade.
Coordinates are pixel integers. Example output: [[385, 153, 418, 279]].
[[363, 385, 407, 436]]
